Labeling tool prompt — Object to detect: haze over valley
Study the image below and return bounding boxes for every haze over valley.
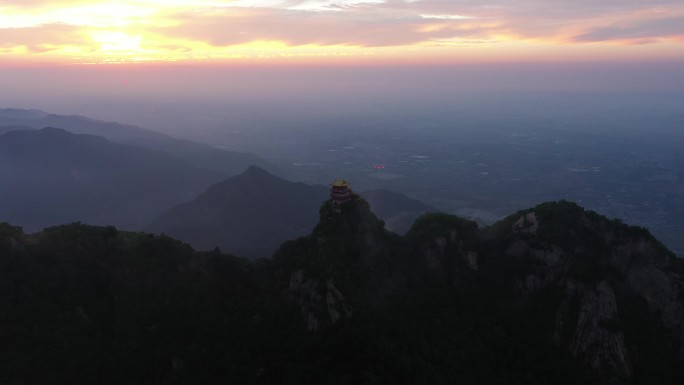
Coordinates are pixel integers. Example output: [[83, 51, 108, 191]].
[[2, 1, 684, 383], [3, 84, 683, 255]]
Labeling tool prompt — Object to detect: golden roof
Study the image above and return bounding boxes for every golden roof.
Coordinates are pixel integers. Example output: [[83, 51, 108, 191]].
[[332, 179, 349, 187]]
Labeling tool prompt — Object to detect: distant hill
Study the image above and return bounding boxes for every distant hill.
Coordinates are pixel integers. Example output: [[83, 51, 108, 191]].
[[147, 166, 328, 258], [0, 108, 47, 120], [148, 167, 435, 258], [0, 125, 33, 135], [122, 135, 272, 178], [0, 110, 161, 142], [0, 128, 222, 231], [361, 188, 435, 234], [0, 108, 275, 177]]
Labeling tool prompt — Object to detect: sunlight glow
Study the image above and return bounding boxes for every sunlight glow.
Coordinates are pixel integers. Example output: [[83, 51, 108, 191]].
[[91, 31, 144, 53], [420, 14, 476, 20], [1, 0, 683, 65], [53, 3, 157, 27]]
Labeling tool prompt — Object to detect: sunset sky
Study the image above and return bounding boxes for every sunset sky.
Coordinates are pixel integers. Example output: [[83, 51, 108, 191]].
[[2, 0, 684, 65]]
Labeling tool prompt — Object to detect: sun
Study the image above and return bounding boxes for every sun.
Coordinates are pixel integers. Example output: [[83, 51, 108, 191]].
[[90, 31, 144, 54]]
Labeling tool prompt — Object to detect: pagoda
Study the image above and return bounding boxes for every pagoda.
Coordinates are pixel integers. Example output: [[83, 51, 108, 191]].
[[331, 179, 353, 206]]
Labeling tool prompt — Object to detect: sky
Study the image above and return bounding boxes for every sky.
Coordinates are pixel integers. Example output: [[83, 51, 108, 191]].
[[1, 0, 683, 132], [1, 0, 684, 65]]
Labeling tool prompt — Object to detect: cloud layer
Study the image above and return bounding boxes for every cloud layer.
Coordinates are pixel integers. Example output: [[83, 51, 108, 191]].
[[1, 0, 683, 63]]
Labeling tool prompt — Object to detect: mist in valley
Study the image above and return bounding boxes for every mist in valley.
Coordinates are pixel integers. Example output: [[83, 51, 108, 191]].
[[3, 62, 683, 253], [5, 0, 684, 382]]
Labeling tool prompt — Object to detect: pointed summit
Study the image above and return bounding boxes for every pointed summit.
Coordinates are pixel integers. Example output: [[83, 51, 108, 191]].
[[147, 167, 330, 258], [242, 165, 271, 177]]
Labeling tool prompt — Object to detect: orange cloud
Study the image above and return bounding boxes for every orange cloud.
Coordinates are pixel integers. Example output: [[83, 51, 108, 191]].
[[0, 23, 93, 53], [0, 1, 682, 64]]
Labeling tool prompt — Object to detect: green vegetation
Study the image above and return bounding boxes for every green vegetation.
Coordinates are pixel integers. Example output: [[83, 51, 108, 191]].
[[1, 198, 682, 384], [407, 212, 479, 250]]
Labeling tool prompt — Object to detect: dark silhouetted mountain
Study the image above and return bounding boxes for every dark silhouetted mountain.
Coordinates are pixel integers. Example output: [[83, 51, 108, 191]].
[[475, 201, 684, 383], [122, 134, 275, 178], [0, 108, 275, 176], [273, 198, 684, 384], [0, 125, 33, 135], [1, 198, 682, 384], [0, 128, 222, 231], [147, 166, 329, 258], [0, 110, 161, 141], [361, 188, 436, 234], [148, 167, 435, 258], [0, 108, 48, 120]]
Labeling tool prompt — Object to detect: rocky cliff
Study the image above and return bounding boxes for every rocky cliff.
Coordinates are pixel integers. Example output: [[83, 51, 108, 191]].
[[1, 199, 682, 384], [481, 201, 684, 382], [271, 199, 684, 383]]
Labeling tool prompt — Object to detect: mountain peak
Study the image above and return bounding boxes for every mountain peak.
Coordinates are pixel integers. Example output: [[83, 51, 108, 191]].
[[242, 165, 272, 177], [39, 126, 70, 135], [148, 167, 330, 258], [1, 126, 73, 141], [3, 194, 684, 382], [0, 108, 48, 120]]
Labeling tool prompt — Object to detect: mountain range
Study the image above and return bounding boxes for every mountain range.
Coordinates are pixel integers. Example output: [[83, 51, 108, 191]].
[[0, 108, 273, 232], [0, 108, 274, 176], [0, 115, 434, 252], [1, 197, 682, 384], [148, 166, 435, 258], [0, 127, 221, 231], [2, 107, 683, 383]]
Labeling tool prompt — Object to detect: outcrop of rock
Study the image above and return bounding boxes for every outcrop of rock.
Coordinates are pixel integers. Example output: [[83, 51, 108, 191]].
[[1, 199, 683, 384], [406, 212, 480, 286], [274, 194, 403, 329], [483, 201, 684, 382]]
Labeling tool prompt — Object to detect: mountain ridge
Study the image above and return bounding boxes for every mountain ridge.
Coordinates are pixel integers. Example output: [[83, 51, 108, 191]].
[[1, 196, 682, 384], [148, 166, 436, 258], [0, 127, 222, 231], [272, 197, 684, 382], [0, 108, 275, 176]]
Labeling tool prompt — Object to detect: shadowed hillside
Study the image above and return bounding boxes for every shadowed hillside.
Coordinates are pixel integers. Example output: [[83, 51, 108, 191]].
[[2, 198, 683, 384], [0, 128, 221, 231], [148, 167, 436, 258], [0, 108, 275, 176]]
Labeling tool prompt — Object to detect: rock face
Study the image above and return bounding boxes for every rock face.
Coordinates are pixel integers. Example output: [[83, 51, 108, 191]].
[[2, 198, 683, 384], [287, 269, 351, 331], [513, 212, 539, 234], [626, 266, 684, 358], [555, 280, 632, 377], [275, 198, 684, 383], [274, 193, 403, 324], [406, 212, 480, 286], [485, 201, 684, 381]]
